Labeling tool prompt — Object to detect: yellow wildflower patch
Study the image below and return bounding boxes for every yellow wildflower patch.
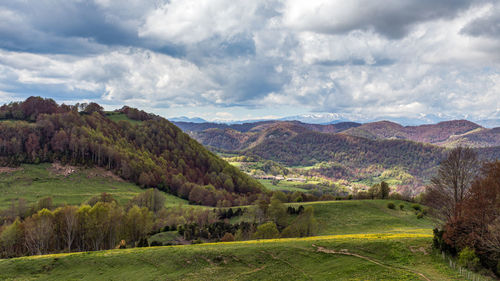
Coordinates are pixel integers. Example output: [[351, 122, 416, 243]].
[[4, 232, 432, 261]]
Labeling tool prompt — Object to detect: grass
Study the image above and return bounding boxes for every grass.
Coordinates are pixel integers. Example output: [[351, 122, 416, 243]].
[[291, 200, 436, 235], [257, 179, 309, 192], [0, 167, 468, 280], [0, 197, 470, 280], [106, 112, 143, 125], [0, 163, 189, 209], [148, 231, 179, 245], [0, 234, 466, 280]]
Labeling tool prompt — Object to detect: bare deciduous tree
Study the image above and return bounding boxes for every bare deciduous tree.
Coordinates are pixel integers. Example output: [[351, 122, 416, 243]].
[[426, 146, 479, 221], [55, 206, 78, 252]]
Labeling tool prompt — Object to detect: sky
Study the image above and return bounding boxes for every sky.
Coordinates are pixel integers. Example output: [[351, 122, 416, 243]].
[[0, 0, 499, 123]]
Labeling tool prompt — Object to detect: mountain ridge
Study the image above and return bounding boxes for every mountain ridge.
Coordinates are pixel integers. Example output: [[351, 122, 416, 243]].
[[175, 119, 500, 149]]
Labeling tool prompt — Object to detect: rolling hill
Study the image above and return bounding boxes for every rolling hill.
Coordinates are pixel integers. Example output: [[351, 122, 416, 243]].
[[174, 120, 500, 191], [0, 200, 473, 280], [341, 120, 500, 147], [0, 97, 265, 207], [0, 163, 189, 210], [176, 119, 500, 149], [246, 126, 444, 180]]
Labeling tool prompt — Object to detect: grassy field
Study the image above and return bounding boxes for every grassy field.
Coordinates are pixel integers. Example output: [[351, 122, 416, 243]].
[[148, 231, 180, 245], [0, 234, 468, 280], [0, 168, 472, 280], [257, 179, 310, 192], [148, 199, 436, 247], [0, 198, 473, 280], [0, 163, 188, 209], [105, 112, 143, 125], [292, 200, 436, 235]]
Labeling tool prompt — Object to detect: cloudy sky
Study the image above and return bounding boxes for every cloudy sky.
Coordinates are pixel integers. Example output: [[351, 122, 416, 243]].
[[0, 0, 499, 122]]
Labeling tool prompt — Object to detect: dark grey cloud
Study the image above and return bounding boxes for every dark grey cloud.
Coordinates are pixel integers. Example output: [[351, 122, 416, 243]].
[[205, 59, 290, 107], [461, 4, 500, 37], [185, 33, 257, 66], [285, 0, 481, 39], [0, 1, 136, 54], [0, 0, 499, 122], [0, 0, 262, 60]]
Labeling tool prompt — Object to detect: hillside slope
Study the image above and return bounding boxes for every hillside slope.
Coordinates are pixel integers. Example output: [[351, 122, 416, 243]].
[[0, 235, 463, 281], [179, 119, 500, 149], [0, 200, 466, 280], [0, 163, 189, 210], [246, 128, 444, 180], [0, 97, 264, 206], [176, 120, 500, 189]]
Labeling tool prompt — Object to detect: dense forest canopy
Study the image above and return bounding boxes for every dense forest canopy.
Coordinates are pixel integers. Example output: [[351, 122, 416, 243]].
[[0, 97, 265, 206]]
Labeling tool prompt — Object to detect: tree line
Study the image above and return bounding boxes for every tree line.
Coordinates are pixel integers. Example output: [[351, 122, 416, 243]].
[[0, 97, 265, 207], [172, 195, 317, 244], [425, 147, 500, 277], [0, 188, 318, 258], [0, 189, 223, 258]]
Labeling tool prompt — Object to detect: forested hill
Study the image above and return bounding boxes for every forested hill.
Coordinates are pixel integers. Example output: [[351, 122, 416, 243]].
[[247, 129, 445, 179], [176, 119, 500, 148], [0, 97, 264, 206], [175, 120, 500, 185]]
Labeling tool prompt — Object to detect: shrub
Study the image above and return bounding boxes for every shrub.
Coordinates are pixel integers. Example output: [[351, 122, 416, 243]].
[[319, 194, 335, 201], [280, 225, 299, 238], [399, 204, 404, 210], [253, 222, 279, 239], [192, 239, 203, 244], [412, 204, 422, 211], [416, 212, 424, 219], [221, 232, 235, 242], [458, 247, 479, 271], [387, 202, 396, 209], [150, 241, 162, 246]]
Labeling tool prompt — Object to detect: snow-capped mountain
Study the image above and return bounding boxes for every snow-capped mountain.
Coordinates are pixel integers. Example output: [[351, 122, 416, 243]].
[[279, 113, 352, 124], [169, 116, 207, 123]]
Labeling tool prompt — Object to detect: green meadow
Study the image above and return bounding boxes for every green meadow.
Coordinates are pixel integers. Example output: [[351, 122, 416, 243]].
[[0, 166, 476, 280], [0, 234, 467, 281], [0, 164, 188, 209]]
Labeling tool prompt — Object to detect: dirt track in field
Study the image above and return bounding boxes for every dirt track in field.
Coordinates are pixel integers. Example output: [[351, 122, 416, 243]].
[[313, 244, 431, 281]]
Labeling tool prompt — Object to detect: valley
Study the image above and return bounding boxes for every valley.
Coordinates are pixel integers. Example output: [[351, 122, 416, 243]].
[[3, 2, 500, 280], [0, 98, 498, 280], [175, 119, 500, 197]]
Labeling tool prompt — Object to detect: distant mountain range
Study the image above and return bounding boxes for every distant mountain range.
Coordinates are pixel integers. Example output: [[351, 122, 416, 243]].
[[279, 113, 352, 124], [170, 113, 500, 128], [168, 116, 207, 123], [341, 120, 500, 147], [173, 119, 500, 187], [174, 119, 500, 149]]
